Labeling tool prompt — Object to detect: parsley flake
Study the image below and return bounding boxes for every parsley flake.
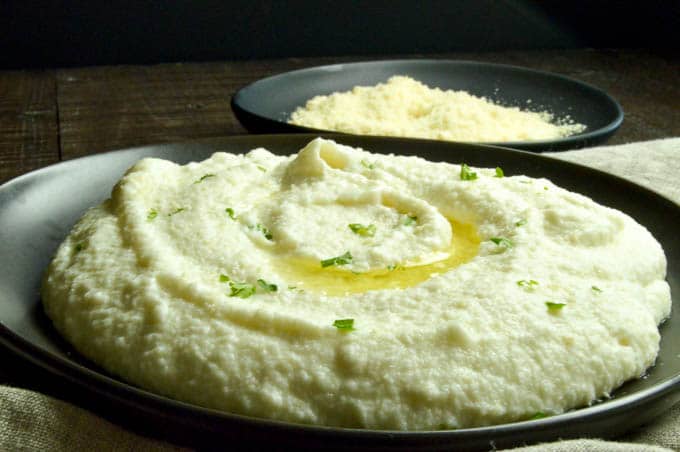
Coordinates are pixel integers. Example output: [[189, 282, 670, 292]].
[[257, 279, 278, 293], [490, 237, 514, 248], [168, 207, 186, 216], [255, 223, 273, 240], [592, 285, 603, 293], [194, 173, 216, 184], [229, 281, 256, 298], [387, 264, 402, 271], [531, 412, 548, 420], [288, 285, 304, 293], [74, 243, 85, 253], [147, 208, 158, 221], [517, 279, 539, 288], [256, 165, 267, 172], [360, 160, 375, 170], [333, 318, 355, 331], [219, 274, 230, 283], [225, 208, 236, 220], [515, 219, 528, 227], [349, 223, 376, 237], [546, 301, 565, 313], [321, 251, 353, 268], [460, 163, 478, 181], [403, 214, 418, 226], [495, 167, 505, 178]]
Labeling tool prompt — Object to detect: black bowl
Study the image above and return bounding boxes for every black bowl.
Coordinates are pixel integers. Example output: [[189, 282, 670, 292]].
[[1, 135, 676, 451], [231, 60, 624, 152]]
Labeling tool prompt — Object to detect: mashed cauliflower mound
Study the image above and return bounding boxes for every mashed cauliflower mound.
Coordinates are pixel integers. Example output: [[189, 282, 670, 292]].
[[42, 138, 671, 430]]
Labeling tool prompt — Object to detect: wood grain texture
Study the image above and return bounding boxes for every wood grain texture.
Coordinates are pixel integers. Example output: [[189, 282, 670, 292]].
[[0, 71, 59, 184], [0, 49, 677, 180], [55, 49, 679, 162], [56, 58, 338, 160]]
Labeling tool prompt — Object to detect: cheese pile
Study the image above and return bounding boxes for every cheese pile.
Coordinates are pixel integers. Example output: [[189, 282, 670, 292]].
[[289, 76, 586, 142]]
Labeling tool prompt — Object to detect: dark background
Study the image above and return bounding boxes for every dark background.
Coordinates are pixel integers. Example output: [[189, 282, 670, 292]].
[[2, 0, 678, 70]]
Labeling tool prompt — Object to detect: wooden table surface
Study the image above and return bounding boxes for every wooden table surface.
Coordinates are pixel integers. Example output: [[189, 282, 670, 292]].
[[1, 48, 679, 186], [0, 48, 678, 446]]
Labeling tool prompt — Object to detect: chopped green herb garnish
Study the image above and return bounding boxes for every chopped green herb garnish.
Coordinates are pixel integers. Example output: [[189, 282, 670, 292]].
[[460, 163, 478, 181], [225, 208, 236, 220], [517, 279, 539, 288], [257, 279, 278, 293], [229, 281, 256, 298], [349, 223, 376, 237], [194, 173, 216, 184], [387, 264, 402, 271], [333, 318, 355, 331], [531, 412, 547, 420], [515, 219, 527, 227], [490, 237, 514, 248], [546, 301, 565, 312], [256, 223, 273, 240], [403, 214, 418, 226], [147, 208, 158, 220], [74, 243, 85, 253], [321, 251, 353, 268], [360, 160, 375, 170], [288, 285, 304, 293], [219, 274, 230, 283], [543, 186, 549, 191], [591, 285, 602, 293], [168, 207, 186, 216], [495, 167, 504, 178], [256, 165, 267, 172]]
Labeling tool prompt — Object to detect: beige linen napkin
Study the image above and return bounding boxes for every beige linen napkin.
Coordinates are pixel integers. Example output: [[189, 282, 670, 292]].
[[546, 137, 680, 207], [0, 386, 189, 452], [2, 138, 679, 451]]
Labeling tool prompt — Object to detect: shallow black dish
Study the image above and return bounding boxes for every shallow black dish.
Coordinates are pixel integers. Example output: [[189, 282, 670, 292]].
[[231, 60, 624, 152], [1, 134, 677, 451]]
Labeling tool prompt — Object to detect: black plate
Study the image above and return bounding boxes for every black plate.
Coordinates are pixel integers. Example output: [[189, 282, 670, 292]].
[[1, 135, 677, 451], [231, 60, 624, 152]]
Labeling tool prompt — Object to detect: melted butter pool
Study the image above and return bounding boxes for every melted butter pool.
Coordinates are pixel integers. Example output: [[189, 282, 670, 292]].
[[274, 220, 480, 295]]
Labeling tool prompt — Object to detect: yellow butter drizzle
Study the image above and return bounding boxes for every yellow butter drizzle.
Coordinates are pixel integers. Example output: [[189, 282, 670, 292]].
[[274, 220, 479, 296]]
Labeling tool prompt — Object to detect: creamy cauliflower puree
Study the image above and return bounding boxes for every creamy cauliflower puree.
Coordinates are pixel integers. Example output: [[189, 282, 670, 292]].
[[42, 138, 671, 430], [289, 76, 586, 142]]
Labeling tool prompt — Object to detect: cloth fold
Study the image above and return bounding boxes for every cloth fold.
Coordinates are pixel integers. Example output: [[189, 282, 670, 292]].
[[2, 138, 679, 451]]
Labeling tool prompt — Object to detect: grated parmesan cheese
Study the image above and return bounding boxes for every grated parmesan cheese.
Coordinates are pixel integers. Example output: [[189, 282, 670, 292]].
[[289, 76, 586, 142]]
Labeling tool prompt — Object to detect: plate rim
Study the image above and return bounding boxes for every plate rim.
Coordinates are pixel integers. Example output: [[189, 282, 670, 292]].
[[230, 59, 624, 151]]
